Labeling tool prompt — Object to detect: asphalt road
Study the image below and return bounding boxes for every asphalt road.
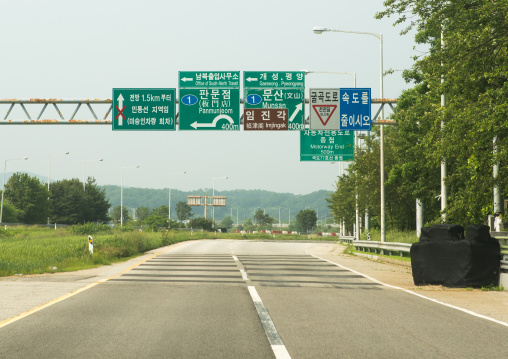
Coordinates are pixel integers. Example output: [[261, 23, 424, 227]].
[[1, 239, 507, 358]]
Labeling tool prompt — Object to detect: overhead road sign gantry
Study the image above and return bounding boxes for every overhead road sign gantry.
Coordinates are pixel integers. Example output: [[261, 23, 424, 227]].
[[309, 88, 341, 130], [179, 71, 240, 131], [112, 88, 176, 131], [244, 71, 305, 131], [300, 129, 354, 162]]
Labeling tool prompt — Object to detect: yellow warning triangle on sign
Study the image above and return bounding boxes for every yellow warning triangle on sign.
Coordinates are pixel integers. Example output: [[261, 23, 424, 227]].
[[312, 105, 338, 126]]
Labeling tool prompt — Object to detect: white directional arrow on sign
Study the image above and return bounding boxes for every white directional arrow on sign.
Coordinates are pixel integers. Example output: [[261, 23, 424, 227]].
[[190, 114, 234, 129], [246, 77, 258, 82], [289, 103, 303, 123], [181, 77, 193, 82], [117, 94, 124, 126]]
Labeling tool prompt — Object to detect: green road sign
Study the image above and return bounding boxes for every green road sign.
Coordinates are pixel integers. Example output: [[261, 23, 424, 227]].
[[179, 71, 240, 131], [243, 71, 305, 88], [244, 71, 305, 131], [112, 88, 176, 131], [179, 71, 240, 88], [300, 130, 355, 161]]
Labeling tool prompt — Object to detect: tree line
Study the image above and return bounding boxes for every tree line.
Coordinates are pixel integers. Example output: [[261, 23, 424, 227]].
[[1, 173, 110, 224], [1, 173, 320, 234], [328, 1, 508, 231]]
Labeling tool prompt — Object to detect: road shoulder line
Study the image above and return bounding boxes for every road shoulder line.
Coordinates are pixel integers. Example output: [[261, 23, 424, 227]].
[[311, 254, 508, 328]]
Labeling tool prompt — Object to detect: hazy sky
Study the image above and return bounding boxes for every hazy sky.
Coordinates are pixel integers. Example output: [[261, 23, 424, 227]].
[[0, 0, 417, 194]]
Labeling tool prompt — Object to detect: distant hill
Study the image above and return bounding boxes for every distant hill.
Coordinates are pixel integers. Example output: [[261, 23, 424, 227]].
[[102, 185, 332, 223]]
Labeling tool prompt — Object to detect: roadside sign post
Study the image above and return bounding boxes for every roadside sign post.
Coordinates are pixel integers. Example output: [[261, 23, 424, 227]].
[[300, 130, 354, 161], [244, 71, 305, 131], [339, 88, 371, 131], [179, 71, 240, 131], [112, 88, 176, 131], [309, 88, 341, 130]]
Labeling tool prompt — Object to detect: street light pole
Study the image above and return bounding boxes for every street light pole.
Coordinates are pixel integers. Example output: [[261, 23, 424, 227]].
[[212, 176, 228, 226], [121, 165, 139, 227], [83, 159, 103, 191], [169, 171, 186, 222], [0, 156, 28, 224], [313, 26, 385, 242]]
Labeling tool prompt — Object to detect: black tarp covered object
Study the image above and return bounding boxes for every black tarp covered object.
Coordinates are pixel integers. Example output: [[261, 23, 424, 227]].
[[411, 224, 500, 287]]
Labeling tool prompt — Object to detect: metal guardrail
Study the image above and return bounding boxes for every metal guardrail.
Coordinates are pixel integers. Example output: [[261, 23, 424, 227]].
[[351, 240, 412, 257]]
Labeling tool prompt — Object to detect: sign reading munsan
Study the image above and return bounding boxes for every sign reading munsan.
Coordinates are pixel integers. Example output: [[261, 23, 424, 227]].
[[179, 71, 240, 131], [112, 88, 176, 131], [244, 71, 305, 130]]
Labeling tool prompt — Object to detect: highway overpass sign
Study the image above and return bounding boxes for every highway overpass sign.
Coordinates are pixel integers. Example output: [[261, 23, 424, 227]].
[[179, 71, 240, 131], [244, 71, 305, 130], [300, 129, 354, 161], [112, 88, 176, 131]]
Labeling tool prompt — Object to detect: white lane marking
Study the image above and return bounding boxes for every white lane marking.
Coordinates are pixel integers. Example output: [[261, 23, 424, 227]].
[[311, 254, 508, 328], [247, 286, 291, 359], [232, 255, 239, 261], [248, 286, 262, 302], [240, 269, 249, 281], [272, 345, 292, 359]]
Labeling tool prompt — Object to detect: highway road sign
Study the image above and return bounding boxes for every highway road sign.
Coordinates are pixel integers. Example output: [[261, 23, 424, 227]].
[[339, 88, 371, 131], [300, 130, 354, 161], [179, 71, 240, 88], [243, 71, 305, 88], [179, 71, 240, 131], [243, 108, 288, 131], [244, 71, 305, 131], [112, 88, 176, 131], [309, 88, 341, 130]]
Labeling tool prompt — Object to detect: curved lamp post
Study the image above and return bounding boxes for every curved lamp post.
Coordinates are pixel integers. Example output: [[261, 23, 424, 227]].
[[313, 26, 385, 242]]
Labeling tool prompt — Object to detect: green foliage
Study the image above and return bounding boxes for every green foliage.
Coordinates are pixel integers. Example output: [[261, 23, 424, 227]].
[[328, 1, 508, 230], [480, 285, 505, 292], [219, 215, 234, 229], [151, 205, 169, 218], [102, 186, 332, 225], [295, 209, 317, 233], [144, 215, 169, 231], [4, 172, 49, 224], [189, 217, 214, 231], [253, 209, 275, 229], [0, 199, 24, 223], [0, 226, 193, 276], [111, 205, 130, 224], [49, 178, 110, 225], [71, 223, 113, 235], [135, 206, 151, 223], [175, 201, 193, 221]]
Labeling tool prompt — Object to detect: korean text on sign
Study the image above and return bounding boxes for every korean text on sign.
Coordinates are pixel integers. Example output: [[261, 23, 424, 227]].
[[339, 88, 371, 131]]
